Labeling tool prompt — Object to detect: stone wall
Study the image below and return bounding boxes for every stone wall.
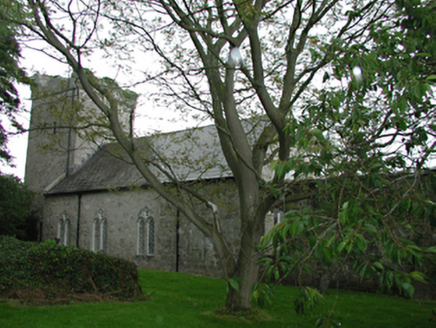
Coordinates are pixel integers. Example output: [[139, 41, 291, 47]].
[[25, 75, 75, 194], [42, 180, 240, 278]]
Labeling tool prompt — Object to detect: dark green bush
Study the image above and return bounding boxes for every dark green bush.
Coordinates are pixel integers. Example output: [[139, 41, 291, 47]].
[[0, 175, 38, 241], [0, 236, 143, 303]]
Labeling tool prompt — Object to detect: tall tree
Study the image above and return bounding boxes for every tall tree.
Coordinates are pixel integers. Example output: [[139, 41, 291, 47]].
[[8, 0, 435, 310], [261, 0, 436, 302], [0, 0, 29, 168]]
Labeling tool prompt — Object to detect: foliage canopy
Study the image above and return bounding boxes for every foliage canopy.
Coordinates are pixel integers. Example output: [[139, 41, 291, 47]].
[[0, 0, 29, 167], [260, 0, 436, 306]]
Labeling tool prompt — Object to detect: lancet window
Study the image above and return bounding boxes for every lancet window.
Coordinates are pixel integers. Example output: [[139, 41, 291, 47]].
[[93, 209, 107, 252], [137, 207, 155, 256], [57, 211, 70, 246]]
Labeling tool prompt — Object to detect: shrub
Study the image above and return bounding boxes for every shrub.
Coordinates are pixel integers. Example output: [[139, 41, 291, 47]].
[[0, 175, 37, 240], [0, 236, 143, 304]]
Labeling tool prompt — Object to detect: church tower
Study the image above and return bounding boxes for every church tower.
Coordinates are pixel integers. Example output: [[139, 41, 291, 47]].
[[25, 74, 136, 193]]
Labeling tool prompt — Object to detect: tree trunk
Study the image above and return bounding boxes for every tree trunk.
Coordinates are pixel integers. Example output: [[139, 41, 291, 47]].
[[225, 250, 259, 310], [225, 207, 265, 311]]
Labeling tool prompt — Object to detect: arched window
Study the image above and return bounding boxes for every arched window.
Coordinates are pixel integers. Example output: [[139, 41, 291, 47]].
[[92, 217, 100, 252], [57, 212, 70, 246], [147, 218, 155, 256], [138, 207, 155, 257], [93, 209, 107, 252], [100, 217, 107, 252], [137, 218, 145, 256]]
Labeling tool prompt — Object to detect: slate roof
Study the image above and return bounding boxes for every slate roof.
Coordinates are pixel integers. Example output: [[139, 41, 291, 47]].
[[47, 120, 265, 195]]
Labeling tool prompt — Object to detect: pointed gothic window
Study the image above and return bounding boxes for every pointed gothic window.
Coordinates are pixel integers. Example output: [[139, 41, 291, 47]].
[[137, 218, 145, 256], [93, 217, 100, 252], [93, 210, 107, 252], [138, 208, 155, 257], [100, 217, 107, 252], [57, 212, 70, 246], [147, 218, 155, 256]]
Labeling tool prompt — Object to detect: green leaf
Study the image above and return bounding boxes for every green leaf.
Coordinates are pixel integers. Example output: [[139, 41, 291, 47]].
[[326, 235, 335, 248], [339, 201, 349, 225], [259, 233, 271, 248], [289, 221, 303, 236], [228, 278, 239, 291], [386, 271, 394, 289], [271, 160, 292, 179], [363, 223, 377, 234], [273, 266, 280, 281], [330, 95, 341, 109], [404, 244, 422, 257], [373, 262, 383, 270], [337, 240, 347, 253], [410, 271, 428, 284], [426, 246, 436, 253], [394, 275, 402, 290], [345, 241, 354, 254], [402, 282, 415, 299], [309, 129, 327, 145], [358, 263, 368, 279], [355, 234, 367, 253], [279, 261, 288, 273]]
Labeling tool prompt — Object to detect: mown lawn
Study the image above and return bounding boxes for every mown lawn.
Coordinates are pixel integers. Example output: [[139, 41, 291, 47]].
[[0, 270, 434, 327]]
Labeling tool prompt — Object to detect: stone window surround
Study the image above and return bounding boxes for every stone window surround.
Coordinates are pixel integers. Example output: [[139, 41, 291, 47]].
[[57, 211, 70, 246], [92, 209, 107, 252], [137, 207, 155, 257]]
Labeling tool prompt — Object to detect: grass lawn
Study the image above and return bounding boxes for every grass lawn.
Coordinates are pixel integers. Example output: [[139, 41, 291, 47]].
[[0, 270, 434, 327]]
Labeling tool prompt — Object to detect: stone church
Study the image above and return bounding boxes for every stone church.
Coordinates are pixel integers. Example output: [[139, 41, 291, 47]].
[[24, 75, 281, 278]]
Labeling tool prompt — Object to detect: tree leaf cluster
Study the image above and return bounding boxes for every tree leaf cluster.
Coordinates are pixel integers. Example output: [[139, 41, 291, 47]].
[[0, 0, 30, 166], [260, 171, 436, 300], [262, 2, 436, 307]]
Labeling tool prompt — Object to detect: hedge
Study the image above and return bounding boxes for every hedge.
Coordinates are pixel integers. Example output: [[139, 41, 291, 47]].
[[0, 236, 143, 303]]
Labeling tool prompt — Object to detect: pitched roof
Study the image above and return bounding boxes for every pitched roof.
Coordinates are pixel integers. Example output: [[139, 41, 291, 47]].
[[47, 120, 265, 194]]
